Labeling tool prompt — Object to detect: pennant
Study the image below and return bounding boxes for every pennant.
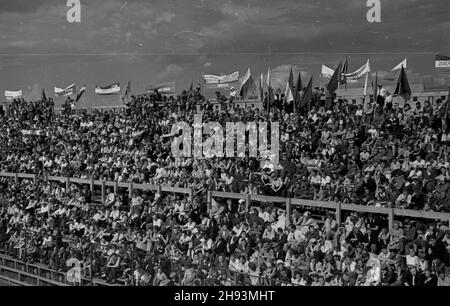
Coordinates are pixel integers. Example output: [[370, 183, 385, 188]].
[[55, 83, 76, 97], [124, 81, 131, 97], [392, 58, 407, 71], [394, 66, 411, 101], [288, 67, 294, 95], [239, 68, 257, 99], [266, 67, 274, 112], [321, 65, 335, 79], [284, 80, 294, 103], [435, 55, 450, 68], [363, 71, 369, 97], [295, 71, 303, 105], [340, 57, 349, 85], [300, 76, 313, 113], [75, 85, 86, 103], [259, 73, 264, 102], [327, 61, 342, 94]]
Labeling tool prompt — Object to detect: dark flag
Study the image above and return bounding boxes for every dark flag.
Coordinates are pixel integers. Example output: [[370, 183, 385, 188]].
[[75, 85, 86, 103], [295, 71, 303, 105], [42, 88, 47, 101], [394, 66, 411, 101], [299, 76, 313, 114], [288, 67, 294, 94], [340, 56, 348, 85], [327, 61, 342, 95], [121, 81, 131, 104], [239, 68, 258, 99]]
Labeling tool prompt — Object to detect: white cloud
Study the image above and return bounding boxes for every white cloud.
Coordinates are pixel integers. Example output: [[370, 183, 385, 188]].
[[158, 64, 183, 80]]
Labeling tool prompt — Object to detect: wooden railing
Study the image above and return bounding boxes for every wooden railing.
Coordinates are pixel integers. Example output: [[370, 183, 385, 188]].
[[0, 253, 120, 286], [1, 172, 449, 231]]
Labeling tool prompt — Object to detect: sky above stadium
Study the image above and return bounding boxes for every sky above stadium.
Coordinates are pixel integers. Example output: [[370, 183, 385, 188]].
[[0, 0, 449, 103]]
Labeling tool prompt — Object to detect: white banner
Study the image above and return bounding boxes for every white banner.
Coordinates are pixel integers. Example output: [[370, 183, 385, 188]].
[[436, 60, 450, 68], [321, 65, 335, 79], [55, 83, 76, 97], [95, 83, 121, 95], [203, 71, 239, 84], [5, 90, 22, 99]]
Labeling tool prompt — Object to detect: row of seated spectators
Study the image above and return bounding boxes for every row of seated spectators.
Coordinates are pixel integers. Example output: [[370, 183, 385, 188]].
[[1, 91, 449, 212], [0, 178, 449, 286]]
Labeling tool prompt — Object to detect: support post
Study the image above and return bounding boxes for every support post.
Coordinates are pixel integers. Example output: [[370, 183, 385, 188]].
[[189, 188, 194, 203], [101, 181, 106, 205], [336, 201, 342, 226], [114, 181, 118, 194], [285, 198, 291, 227], [388, 207, 394, 233], [207, 191, 212, 212], [246, 194, 251, 213], [65, 177, 70, 191], [129, 182, 133, 199]]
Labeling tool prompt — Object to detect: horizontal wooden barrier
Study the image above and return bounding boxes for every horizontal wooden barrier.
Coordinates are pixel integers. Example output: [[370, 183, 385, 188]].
[[1, 172, 450, 232]]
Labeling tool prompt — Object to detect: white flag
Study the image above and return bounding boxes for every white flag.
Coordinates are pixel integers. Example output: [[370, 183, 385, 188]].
[[392, 59, 407, 71], [284, 80, 294, 103], [321, 65, 335, 79]]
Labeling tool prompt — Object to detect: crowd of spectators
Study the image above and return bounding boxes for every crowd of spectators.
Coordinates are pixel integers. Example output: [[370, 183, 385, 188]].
[[0, 177, 449, 286], [0, 86, 450, 286], [1, 87, 450, 212]]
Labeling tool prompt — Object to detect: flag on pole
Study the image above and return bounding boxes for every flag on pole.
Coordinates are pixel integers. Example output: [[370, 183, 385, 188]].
[[55, 83, 76, 97], [266, 67, 274, 112], [321, 65, 335, 79], [284, 80, 294, 103], [75, 85, 86, 103], [394, 66, 411, 101], [239, 68, 257, 99], [295, 71, 303, 106], [42, 88, 47, 101], [95, 83, 121, 95], [327, 62, 342, 94], [392, 59, 407, 71], [363, 71, 369, 97], [123, 81, 131, 99], [259, 73, 264, 102], [300, 76, 313, 114], [288, 67, 294, 94], [340, 56, 349, 85]]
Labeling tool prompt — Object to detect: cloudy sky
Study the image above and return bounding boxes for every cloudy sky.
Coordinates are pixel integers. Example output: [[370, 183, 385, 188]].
[[0, 0, 448, 104]]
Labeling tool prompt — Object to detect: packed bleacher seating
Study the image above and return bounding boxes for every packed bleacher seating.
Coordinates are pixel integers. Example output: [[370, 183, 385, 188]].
[[0, 88, 450, 286]]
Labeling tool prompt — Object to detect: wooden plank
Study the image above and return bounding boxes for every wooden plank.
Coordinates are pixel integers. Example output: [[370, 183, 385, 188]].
[[211, 191, 247, 200], [251, 194, 287, 203], [160, 186, 191, 194], [341, 204, 390, 215], [393, 209, 450, 221], [69, 178, 91, 184], [290, 198, 337, 209]]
